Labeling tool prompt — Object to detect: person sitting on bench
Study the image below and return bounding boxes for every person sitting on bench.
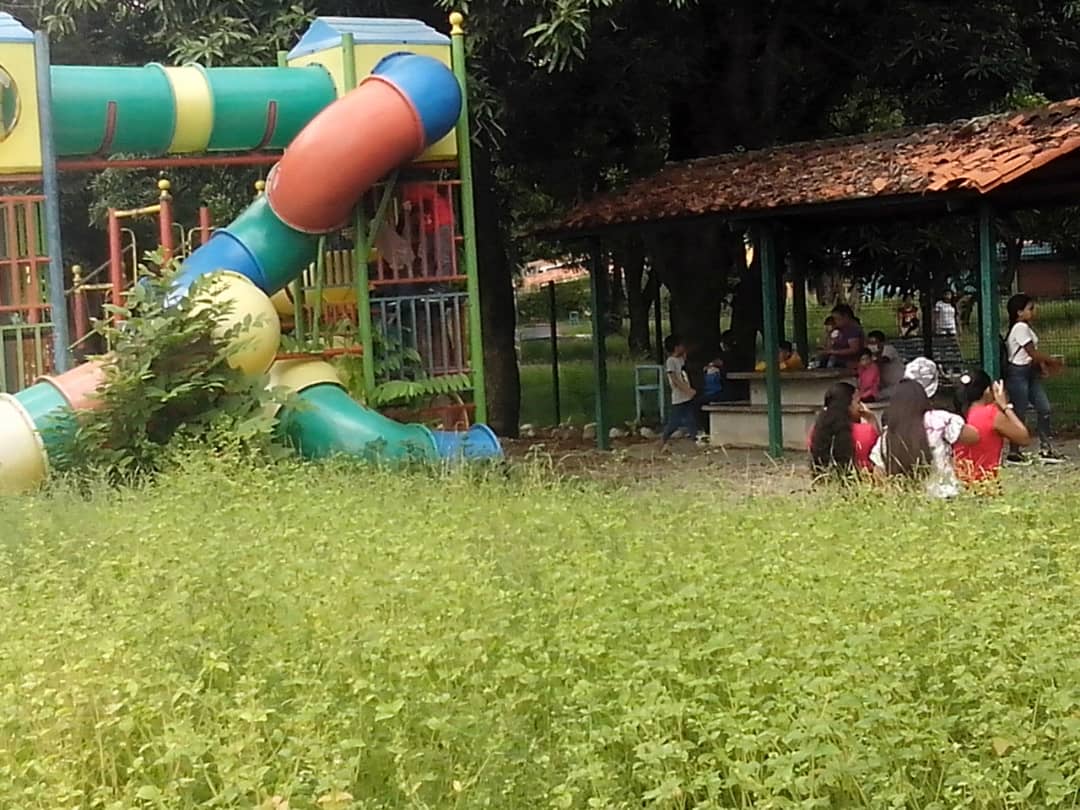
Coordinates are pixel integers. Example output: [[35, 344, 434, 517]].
[[755, 340, 804, 372]]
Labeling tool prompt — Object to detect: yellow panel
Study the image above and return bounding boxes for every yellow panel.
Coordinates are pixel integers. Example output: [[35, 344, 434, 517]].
[[0, 42, 42, 174], [163, 66, 212, 153], [288, 42, 457, 161]]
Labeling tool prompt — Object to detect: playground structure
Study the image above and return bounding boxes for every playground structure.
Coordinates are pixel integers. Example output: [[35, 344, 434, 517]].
[[0, 13, 500, 494]]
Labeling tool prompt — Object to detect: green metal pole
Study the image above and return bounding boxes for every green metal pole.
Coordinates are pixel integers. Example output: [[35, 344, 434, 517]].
[[450, 13, 489, 425], [978, 203, 1001, 378], [276, 48, 306, 344], [311, 236, 325, 344], [589, 243, 610, 450], [34, 32, 71, 373], [759, 224, 783, 458], [339, 32, 376, 397]]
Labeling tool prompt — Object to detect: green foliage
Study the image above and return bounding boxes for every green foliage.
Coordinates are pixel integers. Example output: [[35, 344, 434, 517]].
[[50, 272, 284, 483], [279, 320, 473, 409], [516, 278, 592, 323], [5, 460, 1080, 806]]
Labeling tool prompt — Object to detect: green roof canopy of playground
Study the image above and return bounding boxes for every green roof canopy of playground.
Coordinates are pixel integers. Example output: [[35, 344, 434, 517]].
[[544, 97, 1080, 235]]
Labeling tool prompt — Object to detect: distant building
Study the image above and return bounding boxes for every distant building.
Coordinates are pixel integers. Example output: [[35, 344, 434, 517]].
[[519, 258, 588, 290], [998, 241, 1080, 297]]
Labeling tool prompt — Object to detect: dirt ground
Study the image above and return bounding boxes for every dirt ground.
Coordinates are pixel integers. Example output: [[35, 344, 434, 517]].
[[499, 429, 1080, 495]]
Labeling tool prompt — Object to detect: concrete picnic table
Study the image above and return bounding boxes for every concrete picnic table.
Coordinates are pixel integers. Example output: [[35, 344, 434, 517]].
[[726, 368, 856, 407], [703, 368, 866, 450]]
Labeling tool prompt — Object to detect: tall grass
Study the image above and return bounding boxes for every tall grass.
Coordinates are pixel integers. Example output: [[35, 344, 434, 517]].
[[4, 455, 1080, 807]]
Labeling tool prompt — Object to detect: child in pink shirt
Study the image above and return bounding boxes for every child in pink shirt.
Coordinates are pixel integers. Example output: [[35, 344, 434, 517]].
[[856, 349, 881, 402]]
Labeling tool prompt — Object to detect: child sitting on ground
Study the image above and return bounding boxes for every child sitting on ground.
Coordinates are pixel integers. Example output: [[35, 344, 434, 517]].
[[856, 348, 880, 402]]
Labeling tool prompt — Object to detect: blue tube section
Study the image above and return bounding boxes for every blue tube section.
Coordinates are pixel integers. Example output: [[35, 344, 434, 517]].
[[372, 52, 462, 147], [432, 424, 502, 461], [174, 231, 265, 293]]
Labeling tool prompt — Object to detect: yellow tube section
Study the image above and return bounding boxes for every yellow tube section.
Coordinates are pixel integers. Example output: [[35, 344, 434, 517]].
[[0, 393, 48, 495], [161, 65, 214, 153]]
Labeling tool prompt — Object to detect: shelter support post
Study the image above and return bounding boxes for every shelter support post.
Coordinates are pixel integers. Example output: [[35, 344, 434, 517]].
[[977, 203, 1001, 379], [759, 224, 783, 458], [548, 281, 561, 425], [589, 242, 610, 450]]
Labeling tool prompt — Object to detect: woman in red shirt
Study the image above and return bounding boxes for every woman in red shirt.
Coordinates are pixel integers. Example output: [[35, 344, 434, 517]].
[[953, 370, 1031, 485], [807, 382, 880, 473]]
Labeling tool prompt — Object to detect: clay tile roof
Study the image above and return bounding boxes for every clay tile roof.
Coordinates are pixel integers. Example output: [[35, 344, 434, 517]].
[[546, 97, 1080, 235]]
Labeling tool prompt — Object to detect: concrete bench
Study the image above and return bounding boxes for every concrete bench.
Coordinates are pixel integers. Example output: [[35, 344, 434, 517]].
[[702, 400, 886, 451], [702, 402, 818, 450]]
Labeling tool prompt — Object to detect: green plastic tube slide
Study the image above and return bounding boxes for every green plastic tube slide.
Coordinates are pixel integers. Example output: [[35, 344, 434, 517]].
[[277, 383, 439, 463], [51, 65, 176, 155], [203, 66, 336, 151]]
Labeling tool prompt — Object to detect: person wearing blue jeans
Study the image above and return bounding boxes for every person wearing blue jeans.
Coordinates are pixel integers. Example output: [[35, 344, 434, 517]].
[[1004, 294, 1065, 464], [660, 334, 698, 447]]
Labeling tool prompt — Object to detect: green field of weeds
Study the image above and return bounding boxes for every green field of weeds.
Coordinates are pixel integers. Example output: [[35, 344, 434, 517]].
[[4, 456, 1080, 807]]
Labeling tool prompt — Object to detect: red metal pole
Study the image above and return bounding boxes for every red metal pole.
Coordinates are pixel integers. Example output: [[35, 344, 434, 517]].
[[23, 201, 42, 324], [198, 206, 212, 245], [158, 179, 174, 264], [107, 209, 124, 308]]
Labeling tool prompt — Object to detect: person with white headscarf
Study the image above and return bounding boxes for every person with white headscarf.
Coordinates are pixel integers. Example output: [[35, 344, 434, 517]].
[[869, 357, 979, 498]]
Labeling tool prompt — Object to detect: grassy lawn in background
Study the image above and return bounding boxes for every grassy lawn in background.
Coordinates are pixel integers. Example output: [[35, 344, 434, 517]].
[[5, 456, 1080, 807], [516, 299, 1080, 428]]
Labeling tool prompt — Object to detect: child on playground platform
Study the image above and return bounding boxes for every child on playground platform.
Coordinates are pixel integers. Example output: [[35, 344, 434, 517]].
[[660, 335, 697, 447]]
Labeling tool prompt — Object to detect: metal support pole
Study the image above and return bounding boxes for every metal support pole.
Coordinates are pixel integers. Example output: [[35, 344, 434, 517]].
[[158, 178, 174, 264], [107, 210, 124, 308], [450, 13, 489, 424], [978, 203, 1001, 378], [338, 33, 376, 396], [589, 242, 610, 450], [759, 224, 783, 458], [198, 206, 212, 245], [548, 281, 561, 425], [34, 31, 70, 372]]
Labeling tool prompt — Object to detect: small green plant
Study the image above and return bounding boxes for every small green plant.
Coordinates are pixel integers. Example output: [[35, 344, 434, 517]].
[[49, 272, 286, 483]]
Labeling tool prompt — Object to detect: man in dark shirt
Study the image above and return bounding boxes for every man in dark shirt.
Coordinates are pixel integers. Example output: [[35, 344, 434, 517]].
[[824, 304, 864, 369]]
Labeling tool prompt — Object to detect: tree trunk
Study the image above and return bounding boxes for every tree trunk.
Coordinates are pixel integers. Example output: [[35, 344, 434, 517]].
[[471, 144, 520, 437], [1001, 237, 1022, 295], [729, 230, 762, 372], [650, 224, 729, 359], [607, 259, 626, 334], [627, 260, 654, 358]]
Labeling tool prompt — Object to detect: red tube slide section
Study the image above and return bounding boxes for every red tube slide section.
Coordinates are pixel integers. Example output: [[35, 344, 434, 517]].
[[266, 75, 425, 233]]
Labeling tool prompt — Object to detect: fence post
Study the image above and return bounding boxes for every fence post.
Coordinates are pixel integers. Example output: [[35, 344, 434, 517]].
[[977, 203, 1001, 378]]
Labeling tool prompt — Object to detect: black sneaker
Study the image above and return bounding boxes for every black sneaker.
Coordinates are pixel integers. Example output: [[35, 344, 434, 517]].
[[1039, 448, 1067, 464], [1005, 452, 1034, 466]]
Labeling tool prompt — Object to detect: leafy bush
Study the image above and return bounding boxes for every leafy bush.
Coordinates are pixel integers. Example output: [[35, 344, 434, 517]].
[[4, 461, 1080, 807], [282, 320, 472, 409], [51, 274, 283, 483], [516, 277, 591, 324]]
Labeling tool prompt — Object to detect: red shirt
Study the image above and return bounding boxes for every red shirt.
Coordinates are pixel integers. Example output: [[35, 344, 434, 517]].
[[402, 183, 454, 231], [954, 403, 1003, 482], [857, 362, 881, 402], [807, 421, 879, 470]]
